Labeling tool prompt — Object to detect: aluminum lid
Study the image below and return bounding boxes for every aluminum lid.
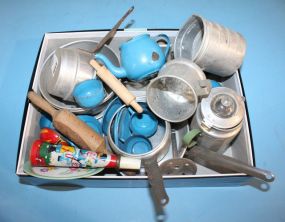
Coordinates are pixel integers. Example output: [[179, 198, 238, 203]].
[[200, 87, 245, 129]]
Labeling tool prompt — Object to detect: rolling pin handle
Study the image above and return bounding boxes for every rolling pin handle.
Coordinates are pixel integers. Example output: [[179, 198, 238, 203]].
[[129, 100, 143, 113], [28, 91, 57, 117]]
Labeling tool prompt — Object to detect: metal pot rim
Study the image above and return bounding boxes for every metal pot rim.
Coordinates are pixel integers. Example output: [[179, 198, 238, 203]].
[[107, 101, 171, 160], [173, 14, 206, 61], [38, 40, 119, 114]]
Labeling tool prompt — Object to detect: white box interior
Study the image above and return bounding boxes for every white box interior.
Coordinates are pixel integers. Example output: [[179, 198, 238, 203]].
[[16, 30, 254, 181]]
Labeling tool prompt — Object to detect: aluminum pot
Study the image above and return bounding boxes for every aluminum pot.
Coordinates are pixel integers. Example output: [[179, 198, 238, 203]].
[[107, 97, 171, 162], [174, 15, 246, 77], [146, 59, 211, 123], [39, 40, 120, 115], [47, 48, 97, 101], [191, 87, 245, 153]]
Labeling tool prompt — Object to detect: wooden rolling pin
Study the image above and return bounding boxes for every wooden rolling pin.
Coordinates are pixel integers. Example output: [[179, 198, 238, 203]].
[[90, 59, 143, 113], [28, 91, 107, 153]]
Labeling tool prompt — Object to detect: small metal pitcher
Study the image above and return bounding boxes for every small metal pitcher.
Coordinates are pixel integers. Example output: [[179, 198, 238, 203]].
[[191, 87, 245, 153]]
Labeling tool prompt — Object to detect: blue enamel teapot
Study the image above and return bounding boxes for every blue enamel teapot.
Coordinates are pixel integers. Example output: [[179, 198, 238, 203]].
[[95, 33, 170, 81]]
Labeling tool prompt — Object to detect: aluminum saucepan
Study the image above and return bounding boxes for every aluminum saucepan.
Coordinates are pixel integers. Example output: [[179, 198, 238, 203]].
[[39, 40, 119, 116]]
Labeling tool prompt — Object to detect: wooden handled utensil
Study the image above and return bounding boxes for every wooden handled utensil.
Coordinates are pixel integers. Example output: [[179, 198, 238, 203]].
[[92, 6, 134, 53], [28, 91, 107, 153], [78, 6, 134, 55], [90, 59, 143, 113]]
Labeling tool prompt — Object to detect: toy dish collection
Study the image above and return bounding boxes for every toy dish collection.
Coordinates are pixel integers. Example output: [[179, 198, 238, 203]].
[[19, 8, 274, 220]]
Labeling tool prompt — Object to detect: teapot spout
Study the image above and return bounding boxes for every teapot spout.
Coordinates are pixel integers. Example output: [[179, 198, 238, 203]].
[[94, 53, 127, 78]]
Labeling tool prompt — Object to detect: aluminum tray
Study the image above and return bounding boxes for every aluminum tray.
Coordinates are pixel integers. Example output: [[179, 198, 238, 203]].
[[16, 29, 254, 187]]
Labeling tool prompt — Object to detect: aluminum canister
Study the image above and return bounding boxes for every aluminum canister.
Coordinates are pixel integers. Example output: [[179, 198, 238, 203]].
[[190, 87, 245, 153], [174, 15, 246, 77], [146, 59, 211, 123]]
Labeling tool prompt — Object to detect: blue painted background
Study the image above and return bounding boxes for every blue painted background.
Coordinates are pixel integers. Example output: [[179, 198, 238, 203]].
[[0, 0, 285, 221]]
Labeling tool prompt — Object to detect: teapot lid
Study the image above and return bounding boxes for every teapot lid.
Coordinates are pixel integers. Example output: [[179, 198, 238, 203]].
[[200, 87, 245, 129]]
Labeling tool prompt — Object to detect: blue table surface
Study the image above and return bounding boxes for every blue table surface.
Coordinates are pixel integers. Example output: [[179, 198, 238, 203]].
[[0, 0, 285, 221]]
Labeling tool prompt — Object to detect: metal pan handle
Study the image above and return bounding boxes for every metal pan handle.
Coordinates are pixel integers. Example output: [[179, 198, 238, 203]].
[[186, 146, 275, 182]]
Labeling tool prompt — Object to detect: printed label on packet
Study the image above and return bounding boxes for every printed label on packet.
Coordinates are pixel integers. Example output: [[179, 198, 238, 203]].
[[47, 144, 113, 168]]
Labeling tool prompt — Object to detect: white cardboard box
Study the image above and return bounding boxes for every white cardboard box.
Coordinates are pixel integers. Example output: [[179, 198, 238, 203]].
[[16, 29, 254, 187]]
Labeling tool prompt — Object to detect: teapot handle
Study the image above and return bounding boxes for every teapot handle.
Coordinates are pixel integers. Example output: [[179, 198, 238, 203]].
[[154, 34, 171, 58]]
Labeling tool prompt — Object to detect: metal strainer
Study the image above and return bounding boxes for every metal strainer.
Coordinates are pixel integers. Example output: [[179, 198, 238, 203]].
[[146, 59, 211, 123]]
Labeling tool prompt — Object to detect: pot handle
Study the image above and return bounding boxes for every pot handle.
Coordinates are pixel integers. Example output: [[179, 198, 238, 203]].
[[195, 80, 212, 98], [178, 129, 202, 158], [183, 129, 201, 148], [154, 34, 171, 58]]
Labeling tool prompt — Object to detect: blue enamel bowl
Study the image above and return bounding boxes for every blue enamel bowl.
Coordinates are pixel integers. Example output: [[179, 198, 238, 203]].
[[73, 79, 105, 108], [123, 135, 152, 154], [77, 115, 103, 135], [102, 97, 123, 135]]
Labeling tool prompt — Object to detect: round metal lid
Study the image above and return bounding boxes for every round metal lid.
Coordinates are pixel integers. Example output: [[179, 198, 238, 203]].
[[200, 87, 245, 129]]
